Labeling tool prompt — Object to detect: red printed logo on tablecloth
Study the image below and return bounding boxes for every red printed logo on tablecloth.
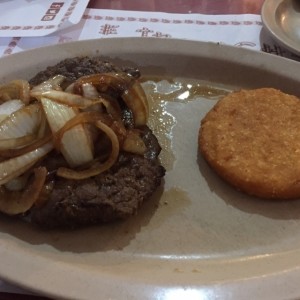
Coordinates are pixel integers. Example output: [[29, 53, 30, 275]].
[[136, 27, 171, 38], [153, 31, 172, 38], [83, 14, 92, 20], [82, 13, 262, 28], [136, 27, 153, 37], [41, 2, 64, 21], [261, 43, 286, 56], [261, 42, 299, 60], [235, 41, 256, 48], [99, 24, 119, 35]]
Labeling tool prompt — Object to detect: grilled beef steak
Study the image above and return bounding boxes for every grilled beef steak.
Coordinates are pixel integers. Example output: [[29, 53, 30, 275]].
[[27, 56, 165, 228], [31, 152, 164, 228], [29, 56, 141, 86]]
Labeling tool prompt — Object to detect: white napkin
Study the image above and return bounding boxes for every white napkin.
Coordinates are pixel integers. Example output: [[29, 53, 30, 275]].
[[0, 0, 89, 37]]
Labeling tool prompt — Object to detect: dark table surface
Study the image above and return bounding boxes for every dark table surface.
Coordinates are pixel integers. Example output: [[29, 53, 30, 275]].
[[88, 0, 265, 14]]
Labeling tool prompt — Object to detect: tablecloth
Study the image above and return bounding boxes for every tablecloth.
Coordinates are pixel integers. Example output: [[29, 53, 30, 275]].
[[1, 9, 299, 61], [0, 7, 299, 299]]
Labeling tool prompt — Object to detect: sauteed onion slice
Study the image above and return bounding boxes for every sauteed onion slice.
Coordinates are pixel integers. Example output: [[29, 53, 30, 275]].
[[41, 97, 94, 167], [0, 80, 30, 104], [0, 141, 53, 186], [0, 134, 36, 151], [57, 119, 119, 180], [52, 111, 119, 179], [30, 74, 65, 95], [37, 90, 102, 109], [0, 103, 43, 144], [73, 73, 149, 126], [0, 167, 47, 215], [0, 99, 24, 123], [0, 135, 52, 158]]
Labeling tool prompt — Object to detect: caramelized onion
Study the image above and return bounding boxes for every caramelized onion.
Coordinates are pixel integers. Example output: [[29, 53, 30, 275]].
[[0, 141, 53, 185], [36, 112, 49, 139], [5, 172, 30, 191], [0, 103, 43, 140], [122, 79, 149, 126], [0, 80, 30, 104], [96, 94, 123, 121], [75, 82, 122, 120], [73, 73, 131, 94], [41, 97, 94, 167], [56, 116, 120, 180], [0, 167, 47, 215], [81, 83, 100, 99], [0, 99, 24, 123], [0, 134, 36, 151], [0, 135, 52, 158], [53, 111, 125, 148], [73, 73, 149, 126], [38, 90, 102, 108], [34, 181, 54, 208], [122, 129, 147, 155], [30, 75, 65, 96]]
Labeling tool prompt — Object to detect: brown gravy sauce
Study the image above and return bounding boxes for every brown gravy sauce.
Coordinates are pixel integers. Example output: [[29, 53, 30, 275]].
[[141, 76, 229, 170]]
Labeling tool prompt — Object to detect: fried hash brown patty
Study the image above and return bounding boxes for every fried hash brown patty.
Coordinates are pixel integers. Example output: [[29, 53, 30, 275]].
[[199, 88, 300, 199]]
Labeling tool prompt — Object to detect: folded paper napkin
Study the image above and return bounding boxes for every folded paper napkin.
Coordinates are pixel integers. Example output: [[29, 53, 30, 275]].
[[0, 0, 89, 37], [0, 7, 299, 298]]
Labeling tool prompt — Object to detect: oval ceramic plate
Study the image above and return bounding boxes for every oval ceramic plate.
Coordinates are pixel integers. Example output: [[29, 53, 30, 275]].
[[1, 38, 300, 300], [262, 0, 300, 55]]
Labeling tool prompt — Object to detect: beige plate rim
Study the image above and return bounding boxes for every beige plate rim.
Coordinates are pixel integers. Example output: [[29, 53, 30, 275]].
[[0, 38, 300, 300]]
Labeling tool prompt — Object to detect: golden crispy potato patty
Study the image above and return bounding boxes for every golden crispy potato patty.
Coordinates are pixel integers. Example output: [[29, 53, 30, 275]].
[[199, 88, 300, 199]]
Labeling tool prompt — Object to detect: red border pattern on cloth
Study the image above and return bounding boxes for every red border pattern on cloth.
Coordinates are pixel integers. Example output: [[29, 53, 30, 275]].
[[1, 12, 263, 56], [82, 14, 263, 26], [3, 37, 21, 55]]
